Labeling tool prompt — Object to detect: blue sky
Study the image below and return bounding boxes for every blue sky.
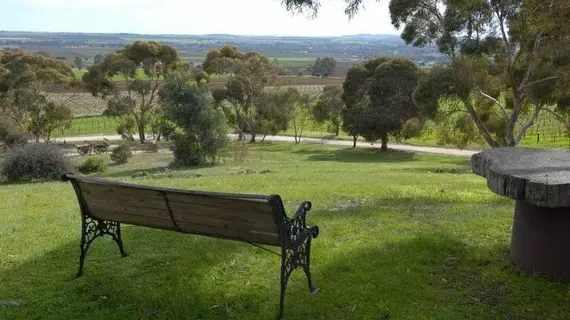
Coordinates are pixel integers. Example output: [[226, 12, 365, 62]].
[[0, 0, 399, 36]]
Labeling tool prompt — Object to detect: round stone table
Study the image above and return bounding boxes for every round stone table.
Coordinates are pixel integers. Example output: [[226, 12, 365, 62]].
[[472, 148, 570, 279]]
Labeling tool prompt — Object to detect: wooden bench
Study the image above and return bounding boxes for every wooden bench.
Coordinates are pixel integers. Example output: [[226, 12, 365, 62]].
[[62, 173, 319, 319]]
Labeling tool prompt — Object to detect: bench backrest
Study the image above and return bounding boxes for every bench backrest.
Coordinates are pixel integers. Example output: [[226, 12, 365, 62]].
[[64, 174, 285, 246]]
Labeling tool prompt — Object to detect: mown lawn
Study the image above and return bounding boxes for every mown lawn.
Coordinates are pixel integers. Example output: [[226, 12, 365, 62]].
[[1, 143, 569, 319]]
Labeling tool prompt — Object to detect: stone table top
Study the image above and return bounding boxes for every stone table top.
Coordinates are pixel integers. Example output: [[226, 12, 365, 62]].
[[472, 148, 570, 207]]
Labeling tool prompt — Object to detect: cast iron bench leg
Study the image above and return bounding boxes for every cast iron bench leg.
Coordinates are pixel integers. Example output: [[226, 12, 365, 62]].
[[276, 236, 318, 320], [75, 216, 128, 278]]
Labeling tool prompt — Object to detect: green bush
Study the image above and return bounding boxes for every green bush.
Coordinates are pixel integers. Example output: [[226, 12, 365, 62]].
[[110, 144, 133, 164], [4, 130, 30, 148], [162, 72, 228, 167], [78, 156, 107, 174], [2, 143, 70, 181], [402, 118, 424, 139]]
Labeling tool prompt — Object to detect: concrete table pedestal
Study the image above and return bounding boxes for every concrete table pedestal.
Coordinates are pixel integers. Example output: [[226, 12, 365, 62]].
[[472, 148, 570, 279]]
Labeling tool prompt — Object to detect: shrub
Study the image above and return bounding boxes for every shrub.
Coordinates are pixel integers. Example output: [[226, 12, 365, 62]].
[[402, 118, 424, 139], [4, 131, 30, 148], [2, 143, 70, 181], [110, 144, 133, 164], [162, 72, 229, 167], [78, 156, 107, 174]]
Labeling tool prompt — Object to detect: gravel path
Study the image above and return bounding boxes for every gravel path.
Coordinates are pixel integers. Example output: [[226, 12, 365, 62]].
[[53, 134, 480, 157]]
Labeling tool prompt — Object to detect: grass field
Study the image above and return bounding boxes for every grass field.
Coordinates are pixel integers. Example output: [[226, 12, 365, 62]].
[[2, 143, 570, 319]]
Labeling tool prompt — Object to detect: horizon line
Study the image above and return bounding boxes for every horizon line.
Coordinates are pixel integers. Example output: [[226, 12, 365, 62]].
[[0, 30, 401, 38]]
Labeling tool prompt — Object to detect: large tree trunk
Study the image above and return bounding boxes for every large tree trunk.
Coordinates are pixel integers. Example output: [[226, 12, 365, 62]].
[[250, 132, 256, 143], [380, 135, 388, 151], [335, 125, 339, 136], [505, 90, 522, 147], [352, 136, 357, 148], [138, 124, 145, 143], [261, 130, 268, 142]]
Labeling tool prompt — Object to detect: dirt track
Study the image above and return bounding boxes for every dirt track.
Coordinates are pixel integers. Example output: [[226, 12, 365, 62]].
[[55, 134, 480, 157]]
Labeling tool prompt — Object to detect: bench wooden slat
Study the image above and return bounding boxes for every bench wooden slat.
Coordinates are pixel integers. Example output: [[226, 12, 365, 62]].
[[76, 179, 281, 245], [89, 210, 178, 231]]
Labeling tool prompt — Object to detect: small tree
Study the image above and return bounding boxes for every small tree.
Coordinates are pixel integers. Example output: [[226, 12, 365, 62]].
[[204, 45, 287, 142], [343, 57, 422, 150], [74, 56, 84, 70], [313, 85, 344, 136], [111, 144, 133, 164], [254, 90, 295, 141], [161, 72, 228, 166], [311, 57, 336, 78], [83, 41, 180, 143], [293, 91, 317, 144], [0, 51, 76, 142]]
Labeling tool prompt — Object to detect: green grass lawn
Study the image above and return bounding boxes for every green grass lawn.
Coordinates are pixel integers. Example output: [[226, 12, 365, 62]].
[[1, 143, 569, 319]]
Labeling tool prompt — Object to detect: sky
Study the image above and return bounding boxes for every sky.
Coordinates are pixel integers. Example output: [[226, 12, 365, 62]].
[[0, 0, 399, 36]]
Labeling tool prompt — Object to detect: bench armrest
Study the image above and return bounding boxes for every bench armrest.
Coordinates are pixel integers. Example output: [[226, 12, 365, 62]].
[[282, 201, 319, 248]]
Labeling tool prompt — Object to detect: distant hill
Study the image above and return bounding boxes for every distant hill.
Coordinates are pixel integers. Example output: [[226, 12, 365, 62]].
[[0, 31, 445, 77]]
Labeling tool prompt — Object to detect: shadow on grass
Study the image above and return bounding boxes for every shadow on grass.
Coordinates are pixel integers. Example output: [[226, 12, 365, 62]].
[[3, 225, 569, 319], [295, 148, 417, 163]]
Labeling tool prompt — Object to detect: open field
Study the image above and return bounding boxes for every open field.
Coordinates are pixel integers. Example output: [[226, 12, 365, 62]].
[[2, 143, 569, 319]]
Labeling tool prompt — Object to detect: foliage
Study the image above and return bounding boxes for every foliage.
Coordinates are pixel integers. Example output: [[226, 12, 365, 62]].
[[389, 0, 570, 147], [292, 91, 317, 144], [342, 57, 422, 150], [93, 54, 104, 65], [204, 45, 287, 142], [74, 56, 84, 70], [401, 117, 424, 140], [313, 85, 344, 136], [78, 156, 108, 174], [162, 72, 228, 167], [4, 130, 30, 148], [82, 41, 180, 143], [0, 50, 76, 141], [2, 143, 69, 181], [110, 144, 133, 164], [310, 57, 336, 77], [254, 89, 295, 141]]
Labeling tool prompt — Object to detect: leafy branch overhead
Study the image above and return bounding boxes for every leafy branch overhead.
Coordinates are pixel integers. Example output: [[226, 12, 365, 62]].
[[284, 0, 570, 148]]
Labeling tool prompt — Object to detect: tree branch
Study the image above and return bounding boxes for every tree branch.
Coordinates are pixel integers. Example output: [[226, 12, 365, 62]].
[[515, 104, 543, 144], [520, 75, 564, 90], [476, 85, 510, 121], [463, 98, 501, 147], [518, 35, 543, 90]]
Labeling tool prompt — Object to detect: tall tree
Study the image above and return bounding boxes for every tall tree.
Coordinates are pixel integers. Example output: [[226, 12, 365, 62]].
[[343, 57, 421, 150], [74, 56, 84, 70], [83, 41, 180, 143], [311, 57, 336, 77], [0, 50, 76, 141], [285, 0, 570, 147], [313, 85, 344, 136], [205, 45, 287, 142]]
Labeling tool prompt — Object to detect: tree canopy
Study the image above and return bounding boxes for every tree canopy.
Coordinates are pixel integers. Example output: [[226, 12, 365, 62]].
[[83, 41, 180, 143], [343, 57, 421, 150], [205, 45, 287, 142], [0, 50, 76, 141], [284, 0, 570, 148], [310, 57, 336, 77]]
